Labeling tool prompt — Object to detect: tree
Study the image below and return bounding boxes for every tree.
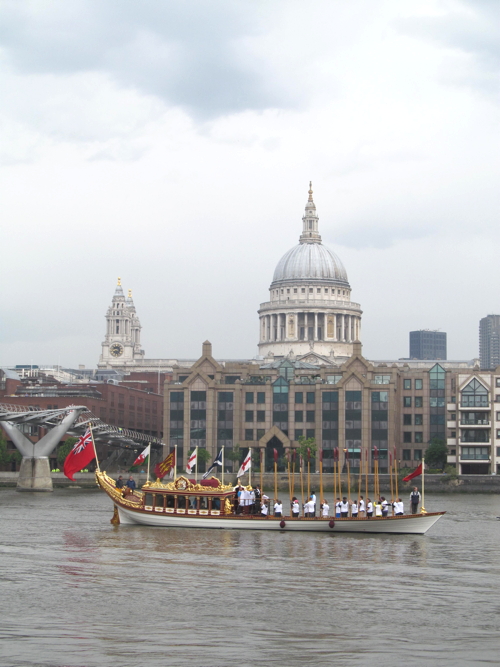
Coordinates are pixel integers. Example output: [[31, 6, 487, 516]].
[[424, 438, 448, 472], [0, 431, 22, 470], [297, 435, 317, 461], [57, 438, 78, 469]]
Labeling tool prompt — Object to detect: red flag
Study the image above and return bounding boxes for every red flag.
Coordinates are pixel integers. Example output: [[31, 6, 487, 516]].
[[333, 447, 339, 462], [273, 448, 278, 464], [291, 449, 296, 462], [63, 429, 95, 481], [154, 451, 175, 479], [403, 463, 422, 482], [373, 446, 379, 460]]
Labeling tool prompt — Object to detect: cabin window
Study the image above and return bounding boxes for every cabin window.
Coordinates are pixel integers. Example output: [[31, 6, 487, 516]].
[[177, 496, 187, 509], [212, 497, 221, 510], [154, 495, 164, 509], [144, 493, 153, 507], [166, 495, 175, 508]]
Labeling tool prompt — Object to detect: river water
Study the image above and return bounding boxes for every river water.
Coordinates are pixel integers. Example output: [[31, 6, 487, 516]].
[[1, 489, 499, 667]]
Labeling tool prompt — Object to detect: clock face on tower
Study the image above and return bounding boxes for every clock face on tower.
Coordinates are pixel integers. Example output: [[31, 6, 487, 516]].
[[110, 343, 124, 358]]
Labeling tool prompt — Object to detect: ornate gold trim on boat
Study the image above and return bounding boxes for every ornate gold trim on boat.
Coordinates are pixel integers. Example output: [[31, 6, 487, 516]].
[[144, 475, 234, 493]]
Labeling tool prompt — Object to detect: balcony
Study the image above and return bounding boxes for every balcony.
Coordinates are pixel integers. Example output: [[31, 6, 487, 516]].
[[460, 419, 490, 426], [447, 438, 457, 446], [447, 420, 456, 428], [447, 455, 457, 463]]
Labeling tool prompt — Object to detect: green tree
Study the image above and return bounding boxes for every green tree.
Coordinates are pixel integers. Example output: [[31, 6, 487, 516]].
[[424, 437, 448, 471], [297, 435, 317, 460], [57, 437, 78, 469], [0, 431, 22, 469]]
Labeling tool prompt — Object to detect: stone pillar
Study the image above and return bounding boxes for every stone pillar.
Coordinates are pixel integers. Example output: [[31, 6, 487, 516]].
[[17, 457, 53, 492], [314, 312, 318, 341], [341, 315, 345, 342]]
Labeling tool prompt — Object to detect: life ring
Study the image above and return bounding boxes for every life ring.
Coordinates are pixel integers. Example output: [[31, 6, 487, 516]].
[[279, 520, 286, 529], [329, 520, 335, 529]]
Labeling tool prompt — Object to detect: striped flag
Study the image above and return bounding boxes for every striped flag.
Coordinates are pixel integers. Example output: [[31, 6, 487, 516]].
[[154, 451, 175, 480]]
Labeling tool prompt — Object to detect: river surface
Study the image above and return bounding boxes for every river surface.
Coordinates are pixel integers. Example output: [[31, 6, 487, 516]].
[[1, 489, 499, 667]]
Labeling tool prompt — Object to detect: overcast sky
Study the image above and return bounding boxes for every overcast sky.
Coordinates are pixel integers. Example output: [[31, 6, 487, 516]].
[[1, 0, 499, 368]]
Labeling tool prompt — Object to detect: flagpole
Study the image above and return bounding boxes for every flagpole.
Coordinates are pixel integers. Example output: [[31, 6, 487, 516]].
[[195, 446, 198, 483], [291, 450, 295, 501], [89, 423, 100, 472], [248, 447, 252, 487], [389, 451, 394, 505], [221, 446, 224, 486], [421, 456, 426, 513], [287, 450, 291, 509], [365, 449, 368, 508], [274, 458, 278, 504], [174, 444, 177, 479], [147, 442, 151, 482], [307, 451, 311, 500]]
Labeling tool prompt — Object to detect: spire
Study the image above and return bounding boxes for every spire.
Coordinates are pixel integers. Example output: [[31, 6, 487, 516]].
[[300, 181, 321, 244], [114, 277, 124, 299]]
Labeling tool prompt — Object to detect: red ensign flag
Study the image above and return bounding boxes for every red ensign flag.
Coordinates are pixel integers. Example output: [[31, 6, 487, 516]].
[[63, 430, 95, 481], [402, 463, 423, 482]]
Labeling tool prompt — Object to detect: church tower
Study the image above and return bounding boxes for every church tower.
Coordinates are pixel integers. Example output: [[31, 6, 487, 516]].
[[98, 278, 145, 368]]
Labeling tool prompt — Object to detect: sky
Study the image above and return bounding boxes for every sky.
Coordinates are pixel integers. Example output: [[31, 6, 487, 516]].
[[1, 0, 499, 367]]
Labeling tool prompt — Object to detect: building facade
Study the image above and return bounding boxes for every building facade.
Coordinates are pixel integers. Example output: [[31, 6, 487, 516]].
[[258, 184, 362, 360], [409, 330, 447, 360], [479, 315, 500, 370], [163, 341, 500, 475]]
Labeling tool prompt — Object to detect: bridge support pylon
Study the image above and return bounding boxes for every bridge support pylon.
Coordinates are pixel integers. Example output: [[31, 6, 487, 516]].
[[1, 408, 85, 492]]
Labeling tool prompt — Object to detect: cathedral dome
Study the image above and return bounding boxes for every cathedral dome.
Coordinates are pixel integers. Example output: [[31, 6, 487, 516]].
[[272, 242, 348, 285]]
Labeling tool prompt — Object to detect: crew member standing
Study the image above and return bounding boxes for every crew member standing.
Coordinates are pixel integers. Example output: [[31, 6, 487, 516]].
[[410, 487, 421, 514]]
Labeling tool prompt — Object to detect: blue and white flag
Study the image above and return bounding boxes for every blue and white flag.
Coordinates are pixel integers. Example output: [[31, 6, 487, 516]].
[[202, 448, 223, 479]]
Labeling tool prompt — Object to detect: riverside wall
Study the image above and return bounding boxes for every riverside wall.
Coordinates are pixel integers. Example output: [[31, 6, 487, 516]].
[[0, 471, 500, 493]]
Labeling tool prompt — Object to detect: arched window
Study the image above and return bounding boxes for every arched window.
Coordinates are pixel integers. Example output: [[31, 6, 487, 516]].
[[461, 378, 488, 407]]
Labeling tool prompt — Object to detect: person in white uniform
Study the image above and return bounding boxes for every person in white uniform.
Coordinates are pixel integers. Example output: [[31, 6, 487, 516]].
[[291, 497, 300, 518], [351, 500, 358, 518], [304, 498, 315, 517], [358, 496, 366, 516], [261, 500, 269, 516], [340, 497, 349, 518], [393, 498, 404, 515], [274, 500, 283, 517], [321, 500, 330, 517], [366, 499, 373, 518]]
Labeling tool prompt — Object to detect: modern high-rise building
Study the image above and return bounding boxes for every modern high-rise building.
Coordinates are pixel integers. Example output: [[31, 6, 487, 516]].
[[409, 330, 447, 360], [479, 315, 500, 370]]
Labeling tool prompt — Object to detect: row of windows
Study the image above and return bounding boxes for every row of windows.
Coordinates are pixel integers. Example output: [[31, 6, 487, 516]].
[[403, 432, 424, 443], [403, 414, 424, 425], [402, 449, 423, 460], [274, 287, 348, 296], [403, 397, 424, 408], [403, 379, 424, 390]]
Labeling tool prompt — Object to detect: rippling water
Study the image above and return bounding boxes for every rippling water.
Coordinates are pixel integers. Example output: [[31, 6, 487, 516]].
[[1, 489, 499, 667]]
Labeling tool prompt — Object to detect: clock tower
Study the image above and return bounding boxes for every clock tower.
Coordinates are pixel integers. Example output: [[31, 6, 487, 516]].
[[98, 278, 145, 368]]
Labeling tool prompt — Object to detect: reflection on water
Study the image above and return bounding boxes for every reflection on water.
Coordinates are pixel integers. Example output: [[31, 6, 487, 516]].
[[0, 490, 499, 667]]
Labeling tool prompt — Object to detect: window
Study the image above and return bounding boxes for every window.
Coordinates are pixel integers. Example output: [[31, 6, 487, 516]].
[[402, 449, 411, 461], [404, 397, 412, 407], [404, 379, 411, 390], [294, 288, 297, 293], [306, 392, 315, 404], [374, 375, 390, 384], [461, 379, 488, 407], [245, 429, 253, 441], [256, 410, 265, 422], [415, 397, 423, 408], [306, 429, 315, 439], [317, 288, 321, 293], [309, 287, 313, 293], [295, 392, 303, 404], [245, 411, 254, 422], [295, 429, 303, 439], [403, 414, 412, 425], [415, 379, 423, 390], [461, 446, 489, 460], [257, 392, 265, 404], [306, 411, 315, 423], [257, 429, 265, 440], [301, 288, 305, 293], [451, 431, 456, 438], [403, 432, 412, 443], [245, 392, 254, 404], [414, 449, 422, 460], [415, 432, 423, 443], [449, 413, 456, 421], [496, 378, 500, 387], [326, 375, 342, 384], [415, 414, 423, 425], [429, 364, 446, 389], [218, 392, 233, 403], [295, 411, 303, 422]]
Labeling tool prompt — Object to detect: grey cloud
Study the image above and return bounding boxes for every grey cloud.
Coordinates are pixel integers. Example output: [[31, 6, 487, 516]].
[[395, 0, 500, 94], [0, 0, 295, 118]]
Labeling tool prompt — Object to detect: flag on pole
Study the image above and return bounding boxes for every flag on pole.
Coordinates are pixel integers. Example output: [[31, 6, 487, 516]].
[[186, 449, 197, 474], [154, 451, 175, 479], [273, 448, 278, 464], [333, 447, 339, 462], [237, 449, 252, 478], [373, 445, 379, 460], [63, 429, 95, 481], [131, 444, 150, 468], [402, 463, 423, 482], [202, 448, 223, 479]]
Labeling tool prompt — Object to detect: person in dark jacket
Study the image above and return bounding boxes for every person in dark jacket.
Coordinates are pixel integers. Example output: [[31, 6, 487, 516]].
[[115, 476, 124, 488]]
